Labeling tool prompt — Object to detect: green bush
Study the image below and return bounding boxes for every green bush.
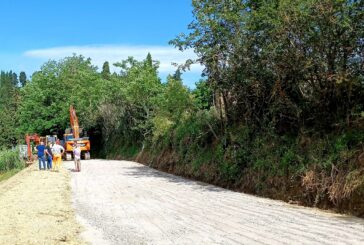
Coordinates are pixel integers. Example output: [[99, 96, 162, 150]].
[[0, 149, 24, 172]]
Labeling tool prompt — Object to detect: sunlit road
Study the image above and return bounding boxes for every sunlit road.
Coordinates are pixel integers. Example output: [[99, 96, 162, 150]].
[[65, 160, 364, 245]]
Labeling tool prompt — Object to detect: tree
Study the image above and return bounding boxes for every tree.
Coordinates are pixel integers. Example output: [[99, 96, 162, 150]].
[[156, 75, 193, 122], [0, 71, 17, 107], [19, 71, 27, 87], [171, 0, 364, 131], [101, 61, 111, 80], [0, 108, 19, 146], [193, 80, 213, 110], [145, 53, 153, 67], [0, 71, 20, 147], [172, 69, 182, 81], [18, 55, 111, 135], [11, 72, 18, 87], [99, 54, 163, 145]]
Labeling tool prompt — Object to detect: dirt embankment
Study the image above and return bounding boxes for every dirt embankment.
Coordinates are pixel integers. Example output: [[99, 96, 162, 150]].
[[133, 149, 364, 218], [0, 164, 85, 244]]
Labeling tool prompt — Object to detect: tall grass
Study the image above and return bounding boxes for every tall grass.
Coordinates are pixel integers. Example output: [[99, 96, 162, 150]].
[[0, 149, 24, 172]]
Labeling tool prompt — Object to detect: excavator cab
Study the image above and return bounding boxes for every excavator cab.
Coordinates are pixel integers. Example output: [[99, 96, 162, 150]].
[[46, 135, 58, 144], [40, 135, 58, 146], [63, 133, 91, 160]]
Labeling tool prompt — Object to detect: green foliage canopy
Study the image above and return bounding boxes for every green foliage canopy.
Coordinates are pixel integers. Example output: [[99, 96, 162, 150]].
[[171, 0, 364, 131], [18, 55, 111, 134]]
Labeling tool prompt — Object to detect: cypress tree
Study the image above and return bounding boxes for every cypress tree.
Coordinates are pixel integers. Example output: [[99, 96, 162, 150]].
[[145, 53, 153, 67], [19, 71, 27, 87], [11, 72, 18, 87], [101, 61, 111, 80]]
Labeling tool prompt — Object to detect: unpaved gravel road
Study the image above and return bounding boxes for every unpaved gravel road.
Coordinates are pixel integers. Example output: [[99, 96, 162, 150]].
[[66, 159, 364, 245]]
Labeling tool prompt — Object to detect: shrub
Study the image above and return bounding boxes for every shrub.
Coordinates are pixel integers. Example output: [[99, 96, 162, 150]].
[[0, 148, 24, 172]]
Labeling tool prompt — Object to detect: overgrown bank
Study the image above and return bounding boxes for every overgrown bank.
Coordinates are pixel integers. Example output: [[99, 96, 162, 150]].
[[106, 124, 364, 217]]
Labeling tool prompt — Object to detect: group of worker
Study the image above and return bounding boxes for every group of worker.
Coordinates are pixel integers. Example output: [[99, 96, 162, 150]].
[[36, 141, 81, 172]]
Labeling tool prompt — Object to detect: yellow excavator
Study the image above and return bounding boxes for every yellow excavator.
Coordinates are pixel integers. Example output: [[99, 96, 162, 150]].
[[63, 105, 91, 160]]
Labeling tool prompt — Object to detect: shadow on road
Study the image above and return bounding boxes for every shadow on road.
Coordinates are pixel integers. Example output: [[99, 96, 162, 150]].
[[122, 164, 228, 193]]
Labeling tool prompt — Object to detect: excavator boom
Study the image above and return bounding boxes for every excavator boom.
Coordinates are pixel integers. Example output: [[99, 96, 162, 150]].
[[69, 105, 80, 139], [25, 134, 40, 163]]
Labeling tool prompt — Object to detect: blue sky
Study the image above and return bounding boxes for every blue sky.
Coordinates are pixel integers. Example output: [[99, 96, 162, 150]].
[[0, 0, 202, 87]]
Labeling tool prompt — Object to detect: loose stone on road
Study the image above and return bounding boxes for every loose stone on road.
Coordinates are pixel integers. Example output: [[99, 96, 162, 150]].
[[66, 159, 364, 245]]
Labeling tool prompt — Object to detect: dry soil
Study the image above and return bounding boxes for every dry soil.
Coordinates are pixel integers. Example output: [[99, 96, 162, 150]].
[[0, 164, 85, 245], [66, 159, 364, 245]]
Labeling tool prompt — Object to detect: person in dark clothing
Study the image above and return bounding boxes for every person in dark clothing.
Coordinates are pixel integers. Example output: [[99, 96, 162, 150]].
[[36, 141, 46, 170], [45, 142, 53, 170]]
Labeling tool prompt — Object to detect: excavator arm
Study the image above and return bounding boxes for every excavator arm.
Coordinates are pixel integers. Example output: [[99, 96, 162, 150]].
[[69, 105, 80, 139], [25, 134, 40, 163]]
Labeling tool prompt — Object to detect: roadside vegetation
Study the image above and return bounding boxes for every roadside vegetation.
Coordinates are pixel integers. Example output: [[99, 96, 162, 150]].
[[0, 0, 363, 216], [0, 71, 24, 181], [0, 149, 24, 182]]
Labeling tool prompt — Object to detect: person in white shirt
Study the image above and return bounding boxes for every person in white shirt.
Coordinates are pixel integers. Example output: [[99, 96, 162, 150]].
[[73, 143, 81, 172], [52, 141, 65, 171]]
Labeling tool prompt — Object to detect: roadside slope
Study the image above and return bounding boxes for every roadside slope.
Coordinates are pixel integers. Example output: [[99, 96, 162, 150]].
[[0, 164, 85, 244], [68, 159, 364, 245]]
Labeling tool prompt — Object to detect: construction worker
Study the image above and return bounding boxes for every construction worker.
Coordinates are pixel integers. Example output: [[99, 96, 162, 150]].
[[36, 141, 46, 170], [73, 142, 81, 172], [52, 140, 65, 171], [45, 142, 53, 170]]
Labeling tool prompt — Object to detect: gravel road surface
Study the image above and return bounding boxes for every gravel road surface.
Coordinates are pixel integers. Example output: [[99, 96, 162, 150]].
[[65, 159, 364, 245]]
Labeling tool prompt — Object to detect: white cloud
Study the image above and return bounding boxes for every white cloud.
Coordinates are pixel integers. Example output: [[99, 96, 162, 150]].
[[24, 45, 203, 74]]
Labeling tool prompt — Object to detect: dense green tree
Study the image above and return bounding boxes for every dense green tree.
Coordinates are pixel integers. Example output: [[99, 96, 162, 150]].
[[156, 76, 193, 122], [0, 71, 18, 108], [171, 0, 364, 131], [100, 54, 162, 144], [18, 55, 111, 135], [0, 108, 18, 146], [172, 69, 182, 81], [19, 71, 27, 87], [151, 76, 194, 141], [0, 71, 20, 146], [11, 72, 18, 87], [101, 61, 111, 80], [145, 53, 153, 68], [193, 80, 213, 110]]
